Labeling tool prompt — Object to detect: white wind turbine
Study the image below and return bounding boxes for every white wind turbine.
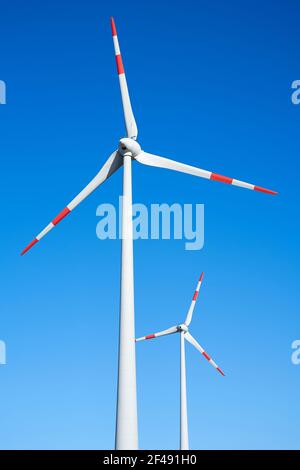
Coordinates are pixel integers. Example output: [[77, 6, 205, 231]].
[[21, 18, 277, 450], [136, 272, 224, 450]]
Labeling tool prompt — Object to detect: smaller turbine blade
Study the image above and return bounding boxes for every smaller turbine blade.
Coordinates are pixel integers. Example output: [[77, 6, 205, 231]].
[[110, 17, 138, 139], [184, 272, 204, 326], [185, 332, 225, 376], [135, 152, 277, 195], [21, 151, 123, 255], [136, 325, 178, 342]]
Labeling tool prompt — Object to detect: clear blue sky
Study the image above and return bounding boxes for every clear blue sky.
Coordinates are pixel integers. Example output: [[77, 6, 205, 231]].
[[0, 0, 299, 450]]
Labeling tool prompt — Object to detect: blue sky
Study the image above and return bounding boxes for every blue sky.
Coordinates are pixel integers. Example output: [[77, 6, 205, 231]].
[[0, 0, 299, 449]]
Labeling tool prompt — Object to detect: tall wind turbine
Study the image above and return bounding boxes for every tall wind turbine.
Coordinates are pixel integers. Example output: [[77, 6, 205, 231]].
[[21, 18, 277, 449], [136, 272, 224, 450]]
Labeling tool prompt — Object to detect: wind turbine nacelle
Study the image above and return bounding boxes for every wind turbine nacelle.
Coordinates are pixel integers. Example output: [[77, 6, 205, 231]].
[[178, 324, 188, 332], [119, 138, 141, 157]]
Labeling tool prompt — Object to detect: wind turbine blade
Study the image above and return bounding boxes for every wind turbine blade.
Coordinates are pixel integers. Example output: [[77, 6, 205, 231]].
[[135, 152, 277, 195], [184, 272, 204, 326], [185, 332, 225, 376], [21, 151, 123, 255], [135, 325, 178, 342], [110, 17, 138, 140]]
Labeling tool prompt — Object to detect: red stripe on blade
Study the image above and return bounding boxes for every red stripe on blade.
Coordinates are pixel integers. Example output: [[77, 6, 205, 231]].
[[199, 272, 204, 282], [52, 207, 71, 225], [210, 173, 233, 184], [254, 185, 278, 195], [145, 334, 155, 340], [203, 351, 211, 361], [192, 291, 199, 301], [21, 238, 38, 255], [116, 54, 124, 75], [217, 367, 225, 376], [110, 17, 117, 36]]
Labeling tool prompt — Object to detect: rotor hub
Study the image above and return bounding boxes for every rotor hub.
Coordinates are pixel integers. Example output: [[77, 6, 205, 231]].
[[177, 324, 188, 333], [119, 138, 141, 157]]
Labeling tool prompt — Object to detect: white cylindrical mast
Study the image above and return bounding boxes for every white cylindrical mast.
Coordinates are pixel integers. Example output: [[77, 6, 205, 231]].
[[180, 332, 189, 450], [115, 153, 138, 449]]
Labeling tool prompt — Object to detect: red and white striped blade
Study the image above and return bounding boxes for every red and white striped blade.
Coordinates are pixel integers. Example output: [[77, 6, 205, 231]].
[[21, 150, 122, 255], [110, 17, 138, 140], [136, 325, 178, 342], [184, 272, 204, 326], [184, 332, 225, 376], [135, 152, 277, 195]]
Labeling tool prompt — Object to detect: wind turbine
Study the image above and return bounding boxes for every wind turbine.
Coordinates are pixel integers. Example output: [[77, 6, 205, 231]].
[[136, 272, 224, 450], [20, 18, 277, 450]]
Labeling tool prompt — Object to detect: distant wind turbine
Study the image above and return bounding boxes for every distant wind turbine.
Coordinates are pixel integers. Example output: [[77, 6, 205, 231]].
[[136, 273, 224, 450], [21, 18, 277, 449]]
